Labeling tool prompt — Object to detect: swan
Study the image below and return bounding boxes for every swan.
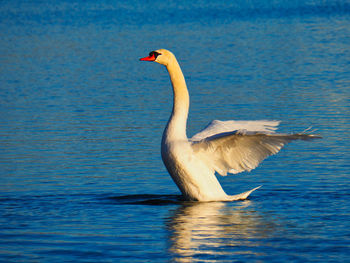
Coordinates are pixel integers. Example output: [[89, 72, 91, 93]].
[[140, 49, 320, 201]]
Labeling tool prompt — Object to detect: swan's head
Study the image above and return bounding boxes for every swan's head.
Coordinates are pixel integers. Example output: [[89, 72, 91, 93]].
[[140, 49, 175, 66]]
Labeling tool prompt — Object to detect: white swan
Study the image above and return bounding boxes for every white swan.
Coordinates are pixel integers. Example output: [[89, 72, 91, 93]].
[[140, 49, 320, 201]]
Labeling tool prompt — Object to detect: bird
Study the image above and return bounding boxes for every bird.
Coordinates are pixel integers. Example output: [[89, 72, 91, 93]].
[[140, 49, 320, 202]]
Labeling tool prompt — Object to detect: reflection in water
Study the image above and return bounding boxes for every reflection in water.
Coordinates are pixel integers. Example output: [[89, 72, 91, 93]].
[[166, 201, 273, 262]]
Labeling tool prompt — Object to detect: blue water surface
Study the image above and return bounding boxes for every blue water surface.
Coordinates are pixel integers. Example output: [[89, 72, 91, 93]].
[[0, 1, 349, 262]]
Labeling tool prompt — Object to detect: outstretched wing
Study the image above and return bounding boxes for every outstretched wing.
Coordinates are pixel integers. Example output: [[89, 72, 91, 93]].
[[190, 120, 280, 142], [191, 129, 320, 176]]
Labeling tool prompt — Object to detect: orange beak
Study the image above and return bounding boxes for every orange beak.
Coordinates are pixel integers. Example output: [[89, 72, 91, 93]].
[[139, 53, 156, 61]]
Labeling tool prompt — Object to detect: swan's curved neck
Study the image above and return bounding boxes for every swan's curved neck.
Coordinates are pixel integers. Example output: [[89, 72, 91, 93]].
[[164, 58, 189, 141]]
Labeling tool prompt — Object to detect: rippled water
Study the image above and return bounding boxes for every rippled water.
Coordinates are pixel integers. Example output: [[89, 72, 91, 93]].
[[1, 1, 349, 262]]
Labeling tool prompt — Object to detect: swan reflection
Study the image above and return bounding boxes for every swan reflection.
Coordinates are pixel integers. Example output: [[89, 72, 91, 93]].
[[166, 201, 272, 262]]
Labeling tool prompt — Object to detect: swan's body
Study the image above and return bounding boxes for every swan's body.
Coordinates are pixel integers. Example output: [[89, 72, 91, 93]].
[[140, 49, 320, 201]]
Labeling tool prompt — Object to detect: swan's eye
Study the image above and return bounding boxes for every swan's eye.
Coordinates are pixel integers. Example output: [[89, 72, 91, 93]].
[[149, 51, 161, 59]]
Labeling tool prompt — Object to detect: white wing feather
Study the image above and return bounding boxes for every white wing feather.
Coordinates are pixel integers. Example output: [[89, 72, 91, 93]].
[[190, 120, 280, 142], [191, 121, 320, 176]]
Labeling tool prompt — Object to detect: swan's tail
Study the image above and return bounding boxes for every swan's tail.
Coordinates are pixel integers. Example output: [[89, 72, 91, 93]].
[[228, 186, 262, 201]]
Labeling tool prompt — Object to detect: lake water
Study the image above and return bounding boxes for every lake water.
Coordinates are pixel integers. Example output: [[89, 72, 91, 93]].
[[0, 1, 349, 262]]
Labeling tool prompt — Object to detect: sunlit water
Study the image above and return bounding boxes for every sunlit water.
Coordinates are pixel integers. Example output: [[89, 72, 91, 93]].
[[1, 1, 349, 262]]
